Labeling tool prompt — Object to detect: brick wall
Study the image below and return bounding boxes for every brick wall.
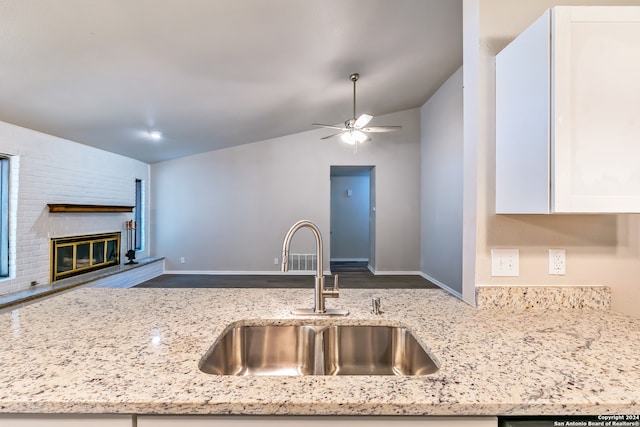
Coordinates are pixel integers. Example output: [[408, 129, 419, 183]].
[[86, 259, 165, 289], [0, 121, 150, 295]]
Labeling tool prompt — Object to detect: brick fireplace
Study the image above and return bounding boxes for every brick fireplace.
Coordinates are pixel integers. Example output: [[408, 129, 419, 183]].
[[50, 232, 121, 282]]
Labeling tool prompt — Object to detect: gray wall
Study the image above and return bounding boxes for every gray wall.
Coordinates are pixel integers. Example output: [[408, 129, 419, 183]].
[[420, 67, 464, 295], [150, 108, 421, 273]]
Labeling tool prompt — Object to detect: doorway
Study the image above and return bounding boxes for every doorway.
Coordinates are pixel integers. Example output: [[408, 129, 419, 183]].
[[330, 166, 375, 272]]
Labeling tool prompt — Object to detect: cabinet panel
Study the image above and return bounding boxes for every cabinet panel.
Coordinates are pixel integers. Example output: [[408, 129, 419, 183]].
[[496, 6, 640, 214], [0, 414, 132, 426], [495, 10, 551, 214], [138, 416, 497, 427]]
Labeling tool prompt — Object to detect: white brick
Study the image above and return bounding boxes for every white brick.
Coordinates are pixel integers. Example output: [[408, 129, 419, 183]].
[[0, 121, 150, 296]]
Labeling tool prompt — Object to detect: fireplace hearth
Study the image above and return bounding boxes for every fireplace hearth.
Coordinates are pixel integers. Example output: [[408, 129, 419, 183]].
[[50, 232, 121, 282]]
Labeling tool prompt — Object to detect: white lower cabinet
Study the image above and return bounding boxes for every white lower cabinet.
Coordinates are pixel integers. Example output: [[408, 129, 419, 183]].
[[136, 416, 498, 427], [0, 414, 132, 426], [0, 414, 498, 426]]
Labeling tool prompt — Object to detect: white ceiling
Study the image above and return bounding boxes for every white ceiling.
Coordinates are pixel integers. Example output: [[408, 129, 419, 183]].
[[0, 0, 462, 164]]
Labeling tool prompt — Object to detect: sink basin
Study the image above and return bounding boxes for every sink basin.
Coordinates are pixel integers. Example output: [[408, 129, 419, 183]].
[[198, 323, 438, 376], [198, 325, 317, 375], [322, 325, 438, 375]]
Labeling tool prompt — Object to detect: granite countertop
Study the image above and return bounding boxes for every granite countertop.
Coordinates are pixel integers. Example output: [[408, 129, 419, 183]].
[[0, 287, 638, 416]]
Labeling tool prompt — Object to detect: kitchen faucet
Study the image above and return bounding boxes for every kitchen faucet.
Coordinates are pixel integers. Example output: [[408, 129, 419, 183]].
[[281, 220, 348, 316]]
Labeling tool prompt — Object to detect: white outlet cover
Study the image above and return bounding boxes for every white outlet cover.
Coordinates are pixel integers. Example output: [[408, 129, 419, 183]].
[[491, 248, 520, 277], [549, 249, 566, 275]]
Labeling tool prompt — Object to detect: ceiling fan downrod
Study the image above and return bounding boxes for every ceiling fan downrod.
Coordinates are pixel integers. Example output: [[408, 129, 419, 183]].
[[350, 73, 359, 124]]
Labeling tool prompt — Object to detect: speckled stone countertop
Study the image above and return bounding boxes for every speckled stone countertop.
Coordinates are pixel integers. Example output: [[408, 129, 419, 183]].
[[0, 288, 638, 416]]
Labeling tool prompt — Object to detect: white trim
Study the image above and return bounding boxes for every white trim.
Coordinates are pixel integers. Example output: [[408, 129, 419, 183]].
[[420, 272, 463, 299], [7, 155, 18, 280], [367, 265, 420, 276], [330, 258, 369, 262], [164, 270, 331, 276]]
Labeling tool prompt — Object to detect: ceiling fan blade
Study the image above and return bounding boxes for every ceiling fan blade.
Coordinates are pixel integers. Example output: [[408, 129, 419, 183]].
[[313, 123, 346, 130], [361, 126, 401, 133], [353, 113, 373, 129], [321, 132, 345, 140]]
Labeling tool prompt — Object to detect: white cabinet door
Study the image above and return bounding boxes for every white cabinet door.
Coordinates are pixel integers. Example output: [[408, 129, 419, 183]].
[[496, 6, 640, 214], [552, 6, 640, 213], [0, 414, 132, 427], [137, 415, 497, 427]]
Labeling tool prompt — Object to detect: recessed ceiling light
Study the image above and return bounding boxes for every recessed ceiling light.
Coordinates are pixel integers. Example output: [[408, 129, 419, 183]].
[[148, 130, 163, 140]]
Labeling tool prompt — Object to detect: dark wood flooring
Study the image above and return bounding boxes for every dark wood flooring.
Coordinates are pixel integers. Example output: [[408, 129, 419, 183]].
[[135, 271, 438, 289]]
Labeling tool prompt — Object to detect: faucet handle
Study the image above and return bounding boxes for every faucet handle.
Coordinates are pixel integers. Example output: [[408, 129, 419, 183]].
[[323, 274, 340, 298], [371, 297, 382, 315]]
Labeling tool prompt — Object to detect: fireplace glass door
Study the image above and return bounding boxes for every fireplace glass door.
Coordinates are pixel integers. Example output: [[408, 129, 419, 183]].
[[51, 232, 121, 281]]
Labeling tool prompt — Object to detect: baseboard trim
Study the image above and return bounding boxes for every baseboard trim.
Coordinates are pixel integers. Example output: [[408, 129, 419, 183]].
[[419, 272, 463, 299], [164, 270, 332, 276], [369, 269, 423, 276]]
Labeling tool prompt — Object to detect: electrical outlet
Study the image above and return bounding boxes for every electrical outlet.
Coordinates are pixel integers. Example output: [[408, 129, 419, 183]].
[[549, 249, 566, 275], [491, 249, 519, 277], [180, 257, 185, 264], [273, 257, 279, 265]]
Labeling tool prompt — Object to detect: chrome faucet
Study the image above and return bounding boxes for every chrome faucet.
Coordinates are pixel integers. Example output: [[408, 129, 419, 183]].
[[281, 220, 348, 316]]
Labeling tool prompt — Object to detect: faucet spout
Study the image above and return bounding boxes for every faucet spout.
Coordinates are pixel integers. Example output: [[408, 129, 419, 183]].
[[281, 220, 347, 316], [281, 220, 323, 279]]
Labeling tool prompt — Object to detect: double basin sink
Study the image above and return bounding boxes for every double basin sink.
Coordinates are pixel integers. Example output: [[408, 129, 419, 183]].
[[199, 323, 438, 376]]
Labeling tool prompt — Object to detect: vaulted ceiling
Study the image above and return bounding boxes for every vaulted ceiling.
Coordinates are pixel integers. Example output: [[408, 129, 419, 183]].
[[0, 0, 462, 163]]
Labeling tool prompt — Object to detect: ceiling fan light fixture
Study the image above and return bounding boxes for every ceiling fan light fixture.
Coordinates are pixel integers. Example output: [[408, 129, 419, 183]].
[[341, 130, 367, 145], [148, 130, 163, 140]]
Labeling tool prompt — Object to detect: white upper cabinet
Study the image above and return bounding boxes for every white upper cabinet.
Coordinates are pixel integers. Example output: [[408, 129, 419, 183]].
[[496, 6, 640, 214]]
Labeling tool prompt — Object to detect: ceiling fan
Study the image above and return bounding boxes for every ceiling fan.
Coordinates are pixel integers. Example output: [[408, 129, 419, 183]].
[[313, 73, 401, 145]]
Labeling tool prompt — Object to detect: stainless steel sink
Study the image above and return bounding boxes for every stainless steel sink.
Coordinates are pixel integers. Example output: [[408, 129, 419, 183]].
[[322, 325, 438, 375], [198, 325, 317, 375], [198, 324, 438, 376]]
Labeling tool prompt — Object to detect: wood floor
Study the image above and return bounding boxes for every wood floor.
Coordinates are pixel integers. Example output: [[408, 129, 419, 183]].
[[135, 271, 438, 289]]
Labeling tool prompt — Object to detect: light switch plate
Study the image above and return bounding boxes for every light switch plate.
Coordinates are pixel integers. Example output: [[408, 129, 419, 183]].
[[491, 248, 519, 276]]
